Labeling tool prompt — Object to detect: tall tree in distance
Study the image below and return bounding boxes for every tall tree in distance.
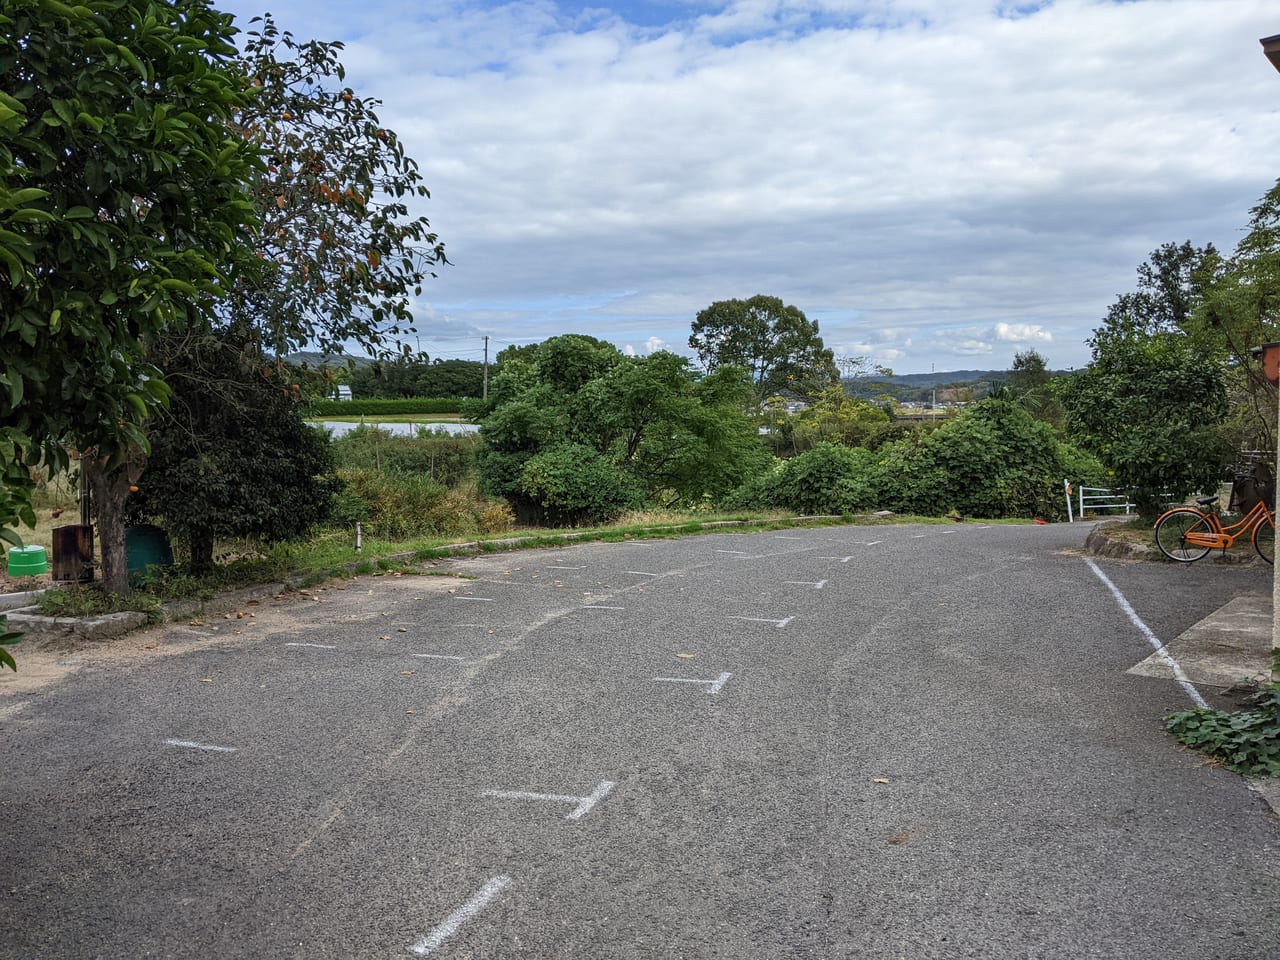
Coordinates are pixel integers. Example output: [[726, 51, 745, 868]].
[[230, 14, 447, 358], [689, 295, 839, 400], [1006, 349, 1064, 431]]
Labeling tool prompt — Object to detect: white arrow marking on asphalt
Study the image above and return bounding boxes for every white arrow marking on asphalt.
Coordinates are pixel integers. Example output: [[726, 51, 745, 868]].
[[653, 671, 733, 694], [164, 739, 237, 753], [408, 875, 512, 956], [482, 780, 616, 821]]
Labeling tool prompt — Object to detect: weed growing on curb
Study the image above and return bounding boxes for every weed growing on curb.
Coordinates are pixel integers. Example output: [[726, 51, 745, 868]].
[[1166, 651, 1280, 778]]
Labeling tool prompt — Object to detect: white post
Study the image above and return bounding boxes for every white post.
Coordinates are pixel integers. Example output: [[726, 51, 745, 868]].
[[1064, 480, 1074, 523]]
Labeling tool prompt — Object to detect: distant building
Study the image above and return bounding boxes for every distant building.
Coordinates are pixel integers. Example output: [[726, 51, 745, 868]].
[[336, 385, 352, 401]]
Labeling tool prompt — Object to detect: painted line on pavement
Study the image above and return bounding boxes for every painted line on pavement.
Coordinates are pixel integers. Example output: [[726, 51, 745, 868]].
[[581, 605, 624, 610], [784, 580, 827, 590], [408, 875, 512, 956], [653, 671, 733, 694], [728, 615, 794, 628], [164, 739, 238, 753], [625, 571, 659, 577], [820, 556, 856, 563], [453, 597, 496, 603], [1084, 558, 1207, 708], [285, 642, 336, 649], [482, 780, 616, 820], [412, 654, 467, 661], [547, 565, 585, 570]]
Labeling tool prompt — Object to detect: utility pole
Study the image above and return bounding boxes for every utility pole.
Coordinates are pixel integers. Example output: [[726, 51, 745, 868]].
[[482, 335, 489, 400]]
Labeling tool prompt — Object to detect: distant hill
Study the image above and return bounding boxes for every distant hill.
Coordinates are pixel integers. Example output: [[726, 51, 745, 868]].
[[285, 351, 375, 370], [847, 367, 1070, 405]]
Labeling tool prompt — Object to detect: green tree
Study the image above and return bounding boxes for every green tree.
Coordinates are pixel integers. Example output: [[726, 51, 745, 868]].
[[127, 336, 338, 572], [689, 295, 839, 400], [229, 14, 446, 357], [477, 337, 766, 521], [125, 13, 451, 581], [1061, 331, 1229, 518], [0, 0, 261, 595], [789, 385, 891, 452], [1005, 349, 1065, 431]]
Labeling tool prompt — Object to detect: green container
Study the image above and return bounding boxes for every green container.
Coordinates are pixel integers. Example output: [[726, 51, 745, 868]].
[[125, 524, 174, 581], [7, 544, 49, 577]]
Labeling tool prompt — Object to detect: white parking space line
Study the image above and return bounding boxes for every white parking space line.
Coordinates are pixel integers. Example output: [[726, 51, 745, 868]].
[[546, 565, 585, 570], [784, 580, 827, 590], [482, 780, 616, 821], [716, 549, 749, 555], [653, 671, 733, 694], [820, 556, 856, 563], [581, 605, 624, 610], [453, 597, 496, 603], [163, 739, 238, 753], [411, 654, 467, 661], [408, 875, 512, 956], [728, 615, 794, 628], [1085, 559, 1208, 708], [625, 571, 659, 577], [285, 642, 336, 649]]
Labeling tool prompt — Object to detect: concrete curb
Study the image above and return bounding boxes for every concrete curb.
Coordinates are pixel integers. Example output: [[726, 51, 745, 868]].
[[1083, 521, 1154, 560], [4, 608, 149, 652]]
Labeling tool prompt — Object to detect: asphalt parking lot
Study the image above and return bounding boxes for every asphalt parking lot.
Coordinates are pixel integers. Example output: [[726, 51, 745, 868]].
[[1, 521, 1277, 959]]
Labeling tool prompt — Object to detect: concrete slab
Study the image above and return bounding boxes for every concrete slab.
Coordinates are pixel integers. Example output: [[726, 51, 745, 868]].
[[1128, 593, 1274, 687]]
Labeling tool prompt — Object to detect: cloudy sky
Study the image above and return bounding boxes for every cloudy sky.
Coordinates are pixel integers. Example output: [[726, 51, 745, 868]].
[[216, 0, 1280, 374]]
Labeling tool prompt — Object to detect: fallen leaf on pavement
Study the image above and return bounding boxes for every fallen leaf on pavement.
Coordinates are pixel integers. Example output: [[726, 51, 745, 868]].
[[873, 778, 891, 784], [400, 670, 416, 676]]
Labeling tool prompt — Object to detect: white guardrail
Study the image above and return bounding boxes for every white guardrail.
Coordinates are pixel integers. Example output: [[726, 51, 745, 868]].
[[1063, 479, 1134, 523]]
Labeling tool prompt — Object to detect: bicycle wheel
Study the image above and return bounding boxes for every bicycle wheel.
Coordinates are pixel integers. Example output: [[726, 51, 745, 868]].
[[1252, 512, 1274, 564], [1154, 508, 1214, 562]]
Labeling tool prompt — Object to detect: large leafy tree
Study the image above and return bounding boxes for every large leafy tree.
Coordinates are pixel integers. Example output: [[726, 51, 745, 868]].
[[689, 295, 839, 400], [229, 14, 446, 356], [1061, 330, 1229, 518], [477, 336, 767, 523], [0, 0, 261, 595], [125, 12, 450, 579]]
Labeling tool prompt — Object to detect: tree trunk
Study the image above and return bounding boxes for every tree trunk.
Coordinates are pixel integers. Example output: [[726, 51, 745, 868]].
[[189, 528, 215, 576], [83, 454, 145, 595]]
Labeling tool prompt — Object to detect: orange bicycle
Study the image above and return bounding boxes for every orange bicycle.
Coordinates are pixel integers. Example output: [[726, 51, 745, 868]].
[[1153, 496, 1275, 564]]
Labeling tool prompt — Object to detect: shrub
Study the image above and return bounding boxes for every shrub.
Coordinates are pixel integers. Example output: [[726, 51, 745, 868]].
[[519, 443, 644, 526], [772, 443, 876, 515]]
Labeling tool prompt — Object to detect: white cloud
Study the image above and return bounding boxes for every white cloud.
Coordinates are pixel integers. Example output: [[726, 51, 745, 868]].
[[218, 0, 1280, 373]]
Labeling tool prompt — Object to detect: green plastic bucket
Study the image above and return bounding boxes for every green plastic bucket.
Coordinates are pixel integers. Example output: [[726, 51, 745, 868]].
[[7, 544, 49, 577]]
